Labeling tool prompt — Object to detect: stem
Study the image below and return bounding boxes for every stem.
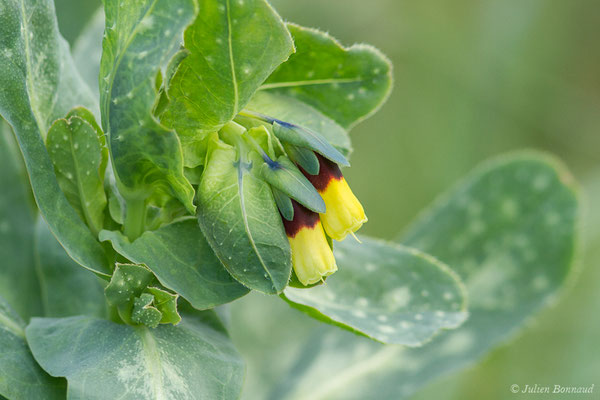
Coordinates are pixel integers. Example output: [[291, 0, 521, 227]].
[[123, 197, 146, 241]]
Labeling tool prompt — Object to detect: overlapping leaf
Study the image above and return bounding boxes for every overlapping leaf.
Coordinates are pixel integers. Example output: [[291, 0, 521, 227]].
[[99, 0, 197, 215], [160, 0, 294, 139], [100, 217, 249, 310], [0, 0, 109, 276]]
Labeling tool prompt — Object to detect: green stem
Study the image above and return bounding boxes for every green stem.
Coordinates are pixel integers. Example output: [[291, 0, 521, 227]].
[[123, 197, 146, 241]]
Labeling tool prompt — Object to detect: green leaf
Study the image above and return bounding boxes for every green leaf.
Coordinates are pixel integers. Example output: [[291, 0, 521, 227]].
[[99, 0, 197, 213], [147, 287, 181, 325], [26, 313, 244, 400], [260, 24, 393, 129], [131, 293, 162, 328], [0, 0, 110, 276], [0, 124, 42, 319], [100, 217, 249, 310], [34, 218, 106, 318], [197, 142, 291, 294], [245, 91, 352, 157], [283, 237, 467, 345], [104, 263, 156, 308], [0, 296, 65, 400], [160, 0, 294, 139], [73, 8, 105, 101], [260, 156, 326, 214], [46, 107, 107, 235], [266, 153, 579, 400]]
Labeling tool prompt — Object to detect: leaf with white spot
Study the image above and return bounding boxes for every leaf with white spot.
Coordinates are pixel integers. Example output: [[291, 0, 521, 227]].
[[258, 24, 392, 129], [100, 217, 249, 310], [160, 0, 294, 140], [0, 296, 65, 400], [263, 152, 579, 400], [26, 312, 244, 400], [282, 237, 467, 345], [0, 0, 110, 276], [46, 107, 107, 235], [197, 144, 291, 294], [99, 0, 197, 215]]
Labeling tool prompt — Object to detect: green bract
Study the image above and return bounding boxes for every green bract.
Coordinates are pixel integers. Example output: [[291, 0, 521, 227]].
[[0, 0, 582, 399]]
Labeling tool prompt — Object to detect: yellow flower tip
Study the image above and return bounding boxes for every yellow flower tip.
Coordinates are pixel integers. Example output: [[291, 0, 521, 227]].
[[283, 200, 338, 286], [320, 177, 367, 241], [300, 153, 367, 241]]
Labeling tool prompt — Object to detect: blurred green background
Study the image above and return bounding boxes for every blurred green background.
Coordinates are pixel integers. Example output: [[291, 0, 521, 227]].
[[56, 0, 599, 398]]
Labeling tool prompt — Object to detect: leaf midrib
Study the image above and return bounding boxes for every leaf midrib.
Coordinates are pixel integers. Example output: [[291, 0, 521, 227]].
[[259, 77, 364, 90], [138, 327, 165, 399], [225, 0, 239, 120], [0, 310, 25, 339]]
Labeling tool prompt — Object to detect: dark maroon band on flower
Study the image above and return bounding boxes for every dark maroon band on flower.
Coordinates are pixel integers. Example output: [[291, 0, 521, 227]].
[[300, 153, 343, 192], [282, 200, 320, 238]]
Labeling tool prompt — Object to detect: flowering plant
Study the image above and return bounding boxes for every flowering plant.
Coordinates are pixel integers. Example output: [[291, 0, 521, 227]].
[[0, 0, 578, 398]]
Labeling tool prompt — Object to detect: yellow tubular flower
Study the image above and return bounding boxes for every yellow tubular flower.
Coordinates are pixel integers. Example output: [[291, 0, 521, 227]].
[[302, 153, 367, 241], [283, 200, 337, 285]]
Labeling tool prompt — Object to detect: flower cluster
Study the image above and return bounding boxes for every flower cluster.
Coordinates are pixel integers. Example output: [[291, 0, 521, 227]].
[[236, 113, 367, 286]]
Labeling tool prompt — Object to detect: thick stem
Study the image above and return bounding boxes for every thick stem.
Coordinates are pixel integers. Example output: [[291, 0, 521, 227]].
[[123, 197, 146, 241]]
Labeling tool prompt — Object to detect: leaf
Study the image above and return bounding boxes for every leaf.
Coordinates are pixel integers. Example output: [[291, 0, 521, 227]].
[[73, 8, 105, 101], [266, 153, 579, 400], [34, 218, 106, 318], [0, 124, 42, 319], [99, 0, 197, 213], [100, 217, 249, 310], [197, 144, 292, 294], [46, 107, 107, 235], [245, 91, 352, 157], [283, 237, 467, 345], [131, 293, 162, 328], [0, 296, 65, 400], [26, 313, 244, 400], [104, 263, 156, 308], [160, 0, 294, 139], [147, 287, 181, 325], [259, 24, 393, 129], [0, 0, 110, 276]]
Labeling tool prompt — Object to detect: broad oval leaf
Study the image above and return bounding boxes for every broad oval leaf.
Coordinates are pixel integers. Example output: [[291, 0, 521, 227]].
[[260, 24, 393, 129], [0, 124, 41, 319], [245, 91, 352, 157], [99, 0, 197, 212], [34, 218, 106, 318], [100, 218, 249, 310], [0, 0, 109, 276], [46, 108, 107, 235], [265, 152, 579, 400], [26, 313, 244, 400], [283, 237, 467, 345], [161, 0, 294, 138], [197, 145, 291, 294], [0, 296, 65, 400]]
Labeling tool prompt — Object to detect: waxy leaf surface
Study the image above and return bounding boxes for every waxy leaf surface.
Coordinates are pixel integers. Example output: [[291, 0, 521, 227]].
[[99, 0, 196, 211], [26, 313, 244, 400], [0, 296, 65, 400], [34, 218, 106, 318], [46, 107, 107, 235], [100, 217, 249, 310], [0, 0, 109, 276], [161, 0, 294, 138], [260, 24, 392, 129], [0, 125, 41, 319], [266, 153, 579, 400], [283, 237, 467, 345], [197, 145, 291, 294]]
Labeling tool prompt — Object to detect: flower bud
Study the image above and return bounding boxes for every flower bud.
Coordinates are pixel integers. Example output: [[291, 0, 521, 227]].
[[282, 200, 337, 285]]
